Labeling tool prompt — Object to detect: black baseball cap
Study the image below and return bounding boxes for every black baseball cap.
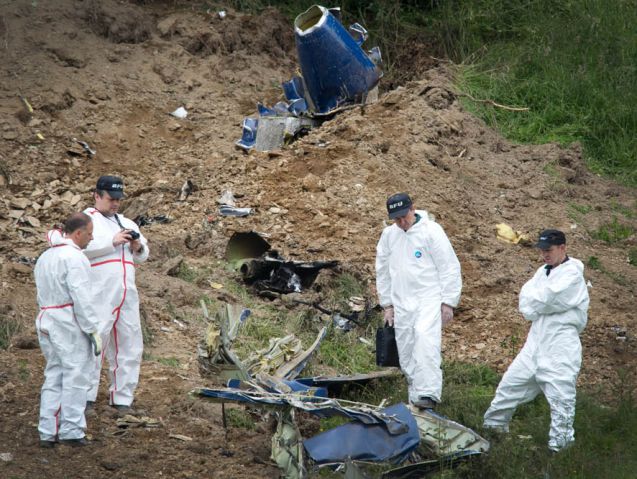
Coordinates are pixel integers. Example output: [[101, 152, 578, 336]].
[[96, 175, 125, 199], [536, 229, 566, 249], [386, 192, 413, 219]]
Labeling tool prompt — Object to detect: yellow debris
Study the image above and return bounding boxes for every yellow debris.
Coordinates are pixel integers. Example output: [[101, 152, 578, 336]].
[[495, 223, 530, 245]]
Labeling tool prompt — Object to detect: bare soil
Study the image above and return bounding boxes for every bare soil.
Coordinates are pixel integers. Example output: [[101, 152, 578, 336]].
[[0, 1, 635, 477]]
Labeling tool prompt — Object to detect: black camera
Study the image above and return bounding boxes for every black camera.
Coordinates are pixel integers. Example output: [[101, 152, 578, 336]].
[[128, 230, 140, 240]]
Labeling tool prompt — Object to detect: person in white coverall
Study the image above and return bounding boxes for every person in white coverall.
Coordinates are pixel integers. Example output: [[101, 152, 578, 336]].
[[35, 213, 102, 448], [483, 229, 589, 452], [376, 193, 462, 409], [83, 175, 149, 413]]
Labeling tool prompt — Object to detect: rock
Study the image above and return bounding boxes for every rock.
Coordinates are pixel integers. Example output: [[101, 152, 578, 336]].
[[9, 210, 24, 219], [24, 216, 41, 227], [301, 173, 324, 192], [7, 262, 32, 275], [9, 198, 30, 209], [269, 207, 281, 214], [70, 194, 82, 206], [475, 342, 486, 350], [3, 131, 18, 141]]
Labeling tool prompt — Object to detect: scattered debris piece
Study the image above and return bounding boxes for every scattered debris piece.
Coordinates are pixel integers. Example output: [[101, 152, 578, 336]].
[[0, 452, 13, 462], [169, 434, 193, 441], [178, 179, 194, 201], [116, 415, 161, 428], [217, 190, 237, 206], [495, 223, 530, 245], [134, 214, 171, 226], [219, 205, 252, 217], [170, 106, 188, 119]]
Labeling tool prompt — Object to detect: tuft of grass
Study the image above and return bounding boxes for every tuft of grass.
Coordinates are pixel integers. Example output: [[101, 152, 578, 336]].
[[156, 357, 180, 368], [591, 217, 634, 244], [17, 359, 29, 381], [587, 256, 602, 270], [610, 200, 636, 219], [629, 248, 637, 267], [225, 407, 256, 430], [0, 315, 21, 350], [176, 262, 199, 283]]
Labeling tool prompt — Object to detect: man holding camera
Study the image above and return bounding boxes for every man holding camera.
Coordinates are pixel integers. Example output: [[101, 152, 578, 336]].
[[83, 175, 149, 413]]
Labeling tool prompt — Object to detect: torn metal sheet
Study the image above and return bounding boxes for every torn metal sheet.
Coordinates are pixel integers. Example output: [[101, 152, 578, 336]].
[[194, 388, 409, 435], [243, 327, 326, 381], [410, 407, 490, 456], [272, 408, 307, 479], [228, 376, 328, 398], [303, 403, 419, 465], [197, 303, 251, 381], [294, 5, 382, 115], [254, 116, 318, 152]]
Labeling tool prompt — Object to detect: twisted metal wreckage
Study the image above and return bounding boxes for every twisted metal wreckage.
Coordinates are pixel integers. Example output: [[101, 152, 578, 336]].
[[195, 302, 489, 478], [236, 5, 382, 152], [219, 5, 489, 477]]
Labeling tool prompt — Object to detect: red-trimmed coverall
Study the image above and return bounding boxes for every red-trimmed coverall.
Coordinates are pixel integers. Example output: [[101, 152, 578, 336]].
[[35, 234, 100, 441], [83, 208, 149, 407]]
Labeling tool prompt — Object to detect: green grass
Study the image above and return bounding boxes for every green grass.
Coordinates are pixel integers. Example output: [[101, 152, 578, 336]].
[[225, 407, 256, 430], [17, 359, 29, 381], [444, 0, 637, 186], [629, 248, 637, 267], [591, 217, 634, 243], [587, 256, 602, 270], [156, 357, 180, 368]]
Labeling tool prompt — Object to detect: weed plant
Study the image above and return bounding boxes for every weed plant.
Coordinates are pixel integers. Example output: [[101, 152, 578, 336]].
[[437, 0, 637, 186], [0, 314, 21, 350]]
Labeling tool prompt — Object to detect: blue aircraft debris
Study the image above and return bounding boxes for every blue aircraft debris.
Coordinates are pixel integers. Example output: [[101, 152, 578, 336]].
[[236, 5, 382, 151]]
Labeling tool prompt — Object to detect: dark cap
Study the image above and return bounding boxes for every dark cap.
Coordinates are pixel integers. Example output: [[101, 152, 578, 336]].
[[96, 175, 125, 199], [386, 192, 413, 219], [536, 229, 566, 249]]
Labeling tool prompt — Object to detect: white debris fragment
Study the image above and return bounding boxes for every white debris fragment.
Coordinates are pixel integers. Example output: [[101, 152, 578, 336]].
[[170, 106, 188, 119]]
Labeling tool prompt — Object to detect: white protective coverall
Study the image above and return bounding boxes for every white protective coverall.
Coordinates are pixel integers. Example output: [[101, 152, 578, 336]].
[[83, 207, 149, 406], [35, 233, 100, 441], [483, 257, 589, 451], [376, 211, 462, 403]]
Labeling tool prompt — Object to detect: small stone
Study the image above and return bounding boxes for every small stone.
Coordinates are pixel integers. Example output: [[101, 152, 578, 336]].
[[475, 342, 486, 350], [9, 210, 24, 219], [10, 198, 30, 209], [70, 194, 82, 206], [3, 131, 18, 141], [269, 207, 281, 214], [24, 216, 41, 227]]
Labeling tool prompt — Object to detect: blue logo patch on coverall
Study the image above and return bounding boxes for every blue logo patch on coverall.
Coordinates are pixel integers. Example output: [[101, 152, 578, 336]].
[[414, 250, 423, 258]]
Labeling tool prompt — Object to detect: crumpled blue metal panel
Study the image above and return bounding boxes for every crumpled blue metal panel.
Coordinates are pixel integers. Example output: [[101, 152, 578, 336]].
[[195, 388, 409, 434], [235, 117, 258, 149], [294, 5, 381, 114], [303, 403, 419, 465]]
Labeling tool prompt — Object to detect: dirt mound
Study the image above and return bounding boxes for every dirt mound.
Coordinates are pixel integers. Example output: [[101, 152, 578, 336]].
[[0, 1, 635, 477]]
